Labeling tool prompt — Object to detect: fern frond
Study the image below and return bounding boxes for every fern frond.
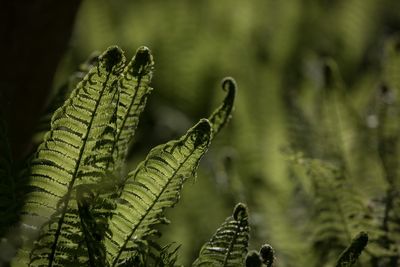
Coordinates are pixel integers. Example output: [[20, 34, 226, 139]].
[[335, 231, 368, 267], [110, 46, 154, 171], [106, 119, 212, 266], [193, 203, 250, 267], [208, 77, 236, 138], [17, 46, 125, 266]]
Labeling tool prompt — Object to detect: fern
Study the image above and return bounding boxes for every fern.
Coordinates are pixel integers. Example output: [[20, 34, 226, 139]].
[[193, 203, 250, 267], [110, 46, 154, 171], [4, 41, 240, 266], [16, 46, 125, 266], [106, 119, 212, 266], [208, 77, 236, 138], [104, 75, 236, 266]]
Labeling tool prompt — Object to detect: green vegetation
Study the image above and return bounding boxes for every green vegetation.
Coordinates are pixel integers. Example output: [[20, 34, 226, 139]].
[[0, 44, 377, 267], [1, 1, 400, 266], [1, 46, 242, 266]]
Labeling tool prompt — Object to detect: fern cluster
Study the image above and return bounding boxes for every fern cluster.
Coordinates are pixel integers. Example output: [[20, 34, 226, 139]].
[[0, 45, 247, 266], [0, 45, 379, 266], [1, 43, 320, 267]]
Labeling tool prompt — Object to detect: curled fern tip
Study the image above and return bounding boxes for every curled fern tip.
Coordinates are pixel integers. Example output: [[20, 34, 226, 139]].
[[233, 203, 248, 221], [222, 77, 237, 99]]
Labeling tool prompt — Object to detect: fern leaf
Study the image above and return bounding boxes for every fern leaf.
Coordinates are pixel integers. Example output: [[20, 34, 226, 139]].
[[106, 119, 212, 266], [193, 203, 250, 267], [110, 46, 154, 170], [208, 77, 236, 138], [17, 46, 125, 266], [335, 231, 368, 267]]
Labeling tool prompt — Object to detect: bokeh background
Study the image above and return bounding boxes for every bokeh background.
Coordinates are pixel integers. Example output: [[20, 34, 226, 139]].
[[6, 0, 400, 266]]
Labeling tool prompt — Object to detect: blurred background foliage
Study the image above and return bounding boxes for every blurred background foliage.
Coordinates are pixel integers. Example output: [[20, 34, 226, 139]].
[[52, 0, 400, 266]]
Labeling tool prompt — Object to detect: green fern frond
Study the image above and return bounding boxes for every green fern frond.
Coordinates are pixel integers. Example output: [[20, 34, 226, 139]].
[[208, 77, 236, 138], [106, 119, 212, 266], [110, 46, 154, 171], [193, 203, 250, 267], [17, 46, 125, 266], [335, 231, 368, 267]]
